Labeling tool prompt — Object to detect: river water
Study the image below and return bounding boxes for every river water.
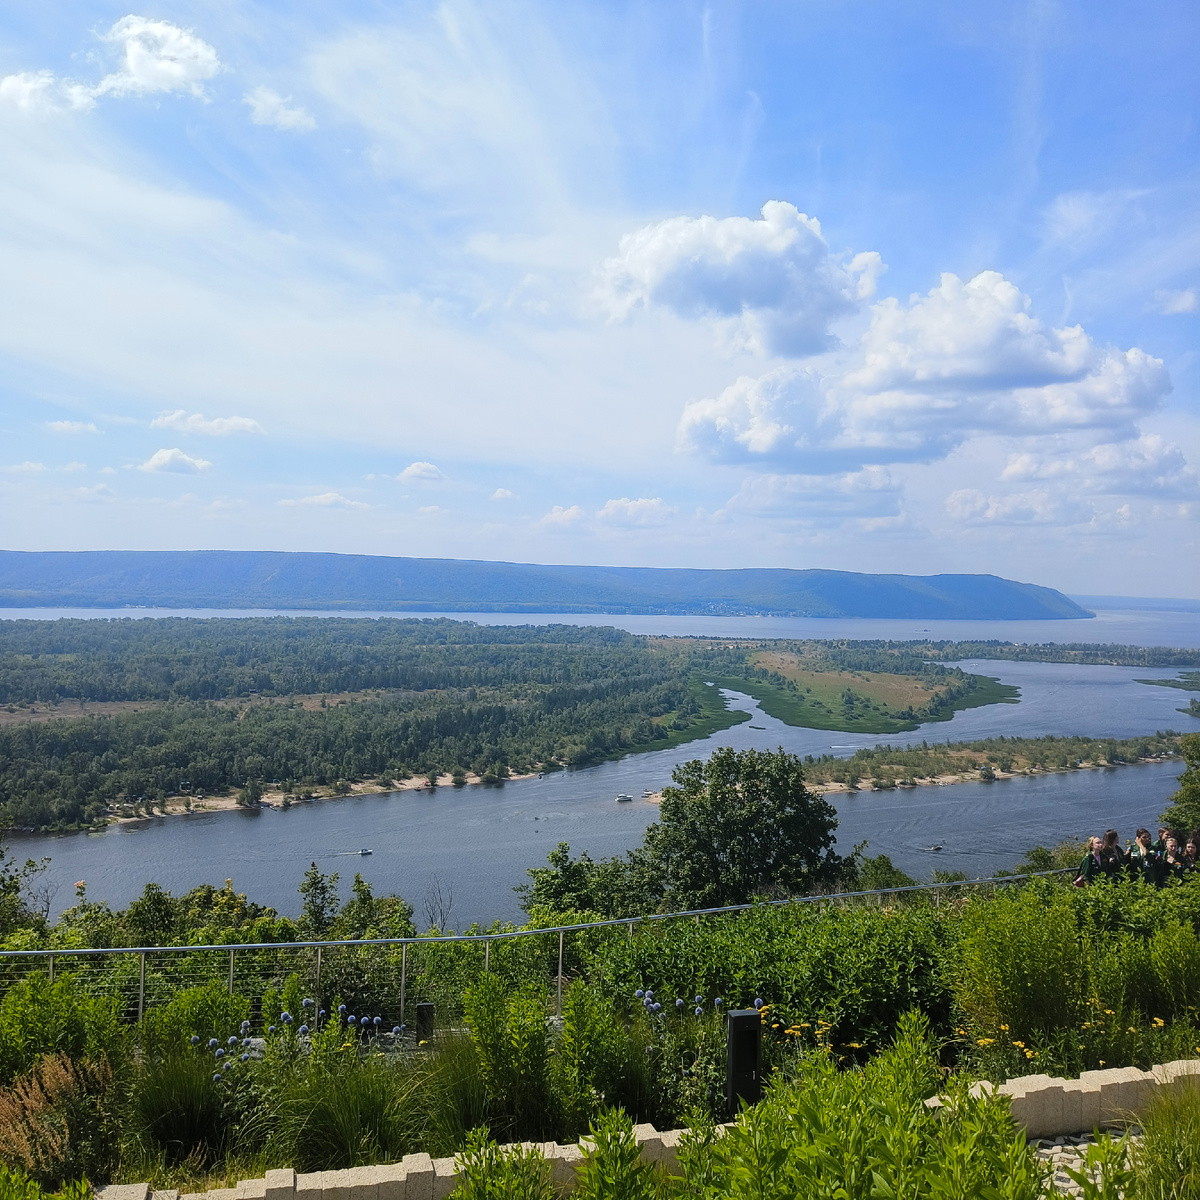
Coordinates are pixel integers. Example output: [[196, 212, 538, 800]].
[[5, 605, 1197, 924]]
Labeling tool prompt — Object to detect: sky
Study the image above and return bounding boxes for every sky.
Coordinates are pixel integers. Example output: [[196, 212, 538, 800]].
[[0, 0, 1197, 598]]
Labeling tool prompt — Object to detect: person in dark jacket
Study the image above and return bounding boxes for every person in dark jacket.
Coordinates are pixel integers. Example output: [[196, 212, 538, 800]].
[[1163, 833, 1187, 883], [1098, 829, 1124, 881], [1184, 833, 1198, 873], [1078, 836, 1104, 885], [1127, 828, 1155, 881]]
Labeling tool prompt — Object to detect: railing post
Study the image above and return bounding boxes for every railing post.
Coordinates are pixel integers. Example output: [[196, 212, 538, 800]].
[[400, 943, 407, 1027], [48, 955, 54, 984], [315, 946, 322, 1012], [556, 929, 564, 1019], [484, 938, 490, 973], [628, 921, 633, 941], [228, 948, 235, 995], [137, 951, 146, 1022]]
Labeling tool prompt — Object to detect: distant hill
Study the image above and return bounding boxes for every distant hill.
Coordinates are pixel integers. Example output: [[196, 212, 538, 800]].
[[0, 550, 1092, 620]]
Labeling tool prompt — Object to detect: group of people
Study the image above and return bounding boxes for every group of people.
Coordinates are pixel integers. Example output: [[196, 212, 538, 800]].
[[1078, 826, 1199, 886]]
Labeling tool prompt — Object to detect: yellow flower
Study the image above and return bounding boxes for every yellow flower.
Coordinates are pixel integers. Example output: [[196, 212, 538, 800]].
[[1099, 1060, 1105, 1066], [999, 1024, 1009, 1032], [846, 1042, 862, 1048], [976, 1038, 994, 1046], [1025, 1050, 1034, 1059], [1012, 1041, 1025, 1048], [1152, 1018, 1165, 1028], [1127, 1027, 1138, 1034], [1104, 1009, 1114, 1015]]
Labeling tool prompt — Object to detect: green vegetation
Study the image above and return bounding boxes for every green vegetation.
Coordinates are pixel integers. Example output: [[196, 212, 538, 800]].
[[1136, 670, 1200, 693], [797, 730, 1182, 790], [1162, 733, 1200, 834]]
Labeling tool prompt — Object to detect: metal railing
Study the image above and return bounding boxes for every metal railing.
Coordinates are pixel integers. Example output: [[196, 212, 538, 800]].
[[0, 868, 1074, 1025]]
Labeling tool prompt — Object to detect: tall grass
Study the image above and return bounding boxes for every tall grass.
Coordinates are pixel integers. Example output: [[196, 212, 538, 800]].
[[1133, 1082, 1200, 1200]]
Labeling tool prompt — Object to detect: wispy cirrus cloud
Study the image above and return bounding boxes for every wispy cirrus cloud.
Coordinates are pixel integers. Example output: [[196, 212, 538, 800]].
[[243, 87, 315, 131], [46, 420, 98, 434], [150, 410, 262, 436], [278, 492, 368, 509]]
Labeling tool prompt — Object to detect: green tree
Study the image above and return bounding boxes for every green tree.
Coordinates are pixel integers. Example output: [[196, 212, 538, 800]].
[[0, 826, 49, 939], [1162, 732, 1200, 832], [298, 863, 340, 938], [237, 779, 263, 807], [643, 747, 844, 909]]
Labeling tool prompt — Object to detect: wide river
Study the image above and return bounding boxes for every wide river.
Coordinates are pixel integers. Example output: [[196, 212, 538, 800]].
[[4, 605, 1197, 924]]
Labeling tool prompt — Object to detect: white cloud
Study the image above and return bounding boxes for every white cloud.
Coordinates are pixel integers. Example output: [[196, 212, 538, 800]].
[[150, 410, 262, 435], [78, 483, 114, 500], [1154, 288, 1198, 315], [397, 461, 444, 483], [540, 504, 584, 527], [243, 87, 316, 132], [139, 447, 211, 474], [1040, 189, 1145, 253], [1001, 435, 1199, 498], [417, 504, 443, 514], [490, 487, 514, 499], [728, 467, 901, 520], [0, 17, 218, 115], [678, 271, 1171, 472], [61, 461, 86, 472], [595, 496, 675, 526], [46, 420, 98, 434], [600, 201, 882, 356], [93, 17, 220, 100], [944, 487, 1093, 526], [0, 461, 47, 473], [278, 492, 368, 509]]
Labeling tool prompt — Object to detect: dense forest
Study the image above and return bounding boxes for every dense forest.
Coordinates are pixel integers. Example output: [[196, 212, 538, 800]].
[[1, 618, 1186, 833]]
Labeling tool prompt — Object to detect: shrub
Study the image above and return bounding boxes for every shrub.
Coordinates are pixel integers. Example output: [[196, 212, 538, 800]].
[[0, 975, 125, 1087], [0, 1054, 119, 1188], [129, 1050, 234, 1168], [1133, 1081, 1200, 1200], [0, 1166, 91, 1200], [451, 1127, 551, 1200], [138, 982, 250, 1061], [572, 1109, 656, 1200]]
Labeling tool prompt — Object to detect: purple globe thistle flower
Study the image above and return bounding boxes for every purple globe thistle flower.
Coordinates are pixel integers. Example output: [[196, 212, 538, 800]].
[[338, 1004, 347, 1014], [228, 1036, 239, 1046], [347, 1015, 356, 1025], [242, 1038, 252, 1047], [715, 997, 723, 1007], [645, 990, 653, 1000], [694, 995, 703, 1004], [281, 1012, 293, 1024], [298, 1025, 309, 1036], [208, 1038, 219, 1049], [190, 1035, 200, 1045], [694, 1006, 703, 1016], [652, 1003, 662, 1013], [634, 989, 644, 1000], [676, 999, 684, 1010], [319, 1010, 327, 1019], [373, 1016, 382, 1026], [754, 998, 764, 1009], [392, 1026, 401, 1035], [215, 1048, 225, 1059], [240, 1053, 249, 1063], [301, 998, 313, 1008], [213, 1074, 221, 1082], [360, 1017, 369, 1027]]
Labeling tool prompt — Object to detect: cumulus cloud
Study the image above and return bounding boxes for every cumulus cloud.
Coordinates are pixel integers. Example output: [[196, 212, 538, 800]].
[[595, 496, 675, 526], [1001, 435, 1199, 498], [944, 487, 1093, 526], [151, 410, 262, 435], [727, 467, 901, 521], [46, 420, 98, 434], [244, 87, 316, 131], [397, 461, 444, 483], [0, 461, 47, 473], [1155, 288, 1198, 315], [600, 201, 882, 356], [0, 16, 219, 114], [278, 492, 368, 509], [540, 504, 584, 527], [490, 487, 514, 499], [417, 504, 443, 514], [139, 447, 211, 474], [678, 271, 1171, 472]]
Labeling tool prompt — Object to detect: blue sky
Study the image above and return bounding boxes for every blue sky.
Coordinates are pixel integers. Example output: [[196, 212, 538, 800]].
[[0, 0, 1197, 596]]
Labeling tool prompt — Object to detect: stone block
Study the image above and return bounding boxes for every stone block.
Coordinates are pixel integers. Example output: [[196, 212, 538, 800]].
[[1157, 1059, 1200, 1097], [1030, 1082, 1066, 1139], [365, 1165, 405, 1200], [1099, 1066, 1144, 1126], [633, 1123, 663, 1164], [1060, 1080, 1086, 1134], [236, 1179, 267, 1200], [345, 1167, 378, 1200], [264, 1169, 296, 1200], [400, 1154, 433, 1200], [321, 1170, 352, 1200], [99, 1186, 151, 1200], [151, 1190, 179, 1200], [295, 1174, 322, 1200], [207, 1190, 238, 1200], [659, 1130, 684, 1176], [544, 1142, 581, 1193], [431, 1159, 457, 1200], [179, 1193, 206, 1200], [967, 1081, 997, 1101]]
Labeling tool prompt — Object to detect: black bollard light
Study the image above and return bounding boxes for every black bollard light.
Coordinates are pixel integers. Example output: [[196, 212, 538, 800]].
[[725, 1008, 761, 1115], [414, 1001, 435, 1041]]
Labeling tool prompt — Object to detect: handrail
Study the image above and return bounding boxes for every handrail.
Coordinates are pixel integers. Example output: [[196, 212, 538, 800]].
[[0, 867, 1075, 960]]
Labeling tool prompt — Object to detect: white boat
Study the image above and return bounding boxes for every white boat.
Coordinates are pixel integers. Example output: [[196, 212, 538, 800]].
[[359, 848, 373, 855], [615, 793, 633, 803]]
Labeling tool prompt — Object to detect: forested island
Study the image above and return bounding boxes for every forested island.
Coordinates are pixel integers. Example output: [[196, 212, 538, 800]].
[[0, 617, 1191, 833]]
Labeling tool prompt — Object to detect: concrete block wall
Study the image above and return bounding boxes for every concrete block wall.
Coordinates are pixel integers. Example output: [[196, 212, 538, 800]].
[[100, 1060, 1200, 1200], [98, 1122, 711, 1200], [941, 1058, 1200, 1140]]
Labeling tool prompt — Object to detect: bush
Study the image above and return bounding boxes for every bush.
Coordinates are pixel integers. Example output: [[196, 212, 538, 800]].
[[1133, 1080, 1200, 1200], [0, 1166, 90, 1200], [129, 1050, 234, 1168], [0, 975, 125, 1087], [452, 1127, 551, 1200], [0, 1054, 119, 1188], [138, 982, 250, 1062]]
